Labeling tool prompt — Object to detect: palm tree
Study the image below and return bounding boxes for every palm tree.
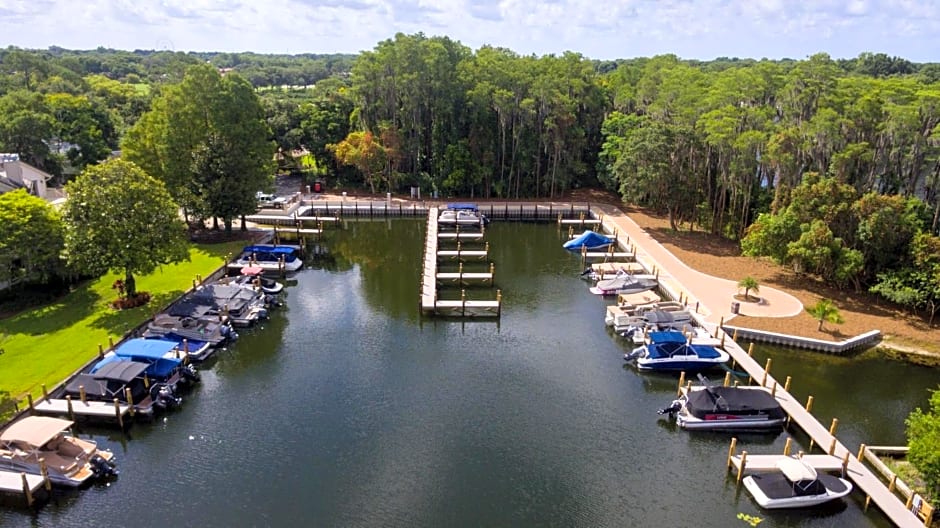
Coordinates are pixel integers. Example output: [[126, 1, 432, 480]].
[[807, 299, 844, 331], [737, 276, 760, 301]]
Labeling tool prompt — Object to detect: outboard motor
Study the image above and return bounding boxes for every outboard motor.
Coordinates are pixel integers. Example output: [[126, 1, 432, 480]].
[[181, 364, 200, 384], [657, 399, 683, 418], [152, 383, 182, 411], [90, 454, 119, 478]]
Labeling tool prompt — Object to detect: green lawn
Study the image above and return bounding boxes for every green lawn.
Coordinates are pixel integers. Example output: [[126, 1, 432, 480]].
[[0, 241, 245, 410]]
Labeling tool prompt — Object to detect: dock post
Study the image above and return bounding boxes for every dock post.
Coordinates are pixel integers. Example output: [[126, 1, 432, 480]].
[[805, 395, 814, 413], [841, 452, 850, 476], [79, 385, 86, 403], [771, 381, 777, 397], [723, 372, 731, 387], [125, 387, 135, 417], [192, 278, 198, 290], [761, 358, 772, 387], [485, 241, 489, 256], [66, 395, 74, 421], [41, 384, 48, 400], [747, 342, 754, 356], [726, 437, 737, 469], [737, 451, 748, 483], [828, 438, 837, 455], [857, 443, 867, 461], [461, 289, 466, 317], [829, 418, 839, 436], [496, 289, 502, 317], [109, 335, 114, 349], [580, 244, 587, 267], [489, 262, 495, 285], [458, 262, 464, 285], [784, 376, 791, 392], [39, 458, 50, 492], [143, 374, 150, 389], [98, 344, 104, 359], [695, 301, 699, 313], [888, 474, 897, 492], [732, 328, 739, 341], [26, 394, 34, 414], [783, 437, 792, 456], [114, 398, 124, 429], [557, 213, 562, 226], [677, 371, 686, 396], [21, 473, 33, 507], [717, 317, 724, 336]]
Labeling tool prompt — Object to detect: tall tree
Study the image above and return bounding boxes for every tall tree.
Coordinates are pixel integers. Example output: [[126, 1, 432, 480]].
[[0, 189, 64, 285], [62, 159, 189, 297]]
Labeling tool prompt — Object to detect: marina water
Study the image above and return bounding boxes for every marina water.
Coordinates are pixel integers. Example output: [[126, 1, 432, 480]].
[[2, 220, 935, 527]]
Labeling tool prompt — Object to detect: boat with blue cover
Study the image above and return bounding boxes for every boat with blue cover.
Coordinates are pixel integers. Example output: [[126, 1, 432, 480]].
[[94, 338, 200, 390], [439, 203, 488, 226], [233, 244, 303, 272], [563, 230, 613, 251], [64, 361, 179, 418], [625, 331, 730, 371]]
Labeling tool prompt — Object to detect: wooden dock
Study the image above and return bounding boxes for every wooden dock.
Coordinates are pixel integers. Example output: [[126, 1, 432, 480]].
[[583, 250, 634, 260], [420, 208, 500, 317], [437, 248, 488, 261], [32, 398, 131, 426], [0, 470, 46, 506], [718, 336, 926, 527], [730, 453, 849, 474], [438, 232, 484, 241]]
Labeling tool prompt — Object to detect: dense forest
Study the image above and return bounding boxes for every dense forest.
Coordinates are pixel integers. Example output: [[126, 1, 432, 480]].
[[2, 36, 940, 320]]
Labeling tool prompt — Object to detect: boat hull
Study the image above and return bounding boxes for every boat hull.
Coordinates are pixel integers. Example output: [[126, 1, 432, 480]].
[[635, 358, 728, 371], [677, 414, 786, 431], [743, 473, 853, 509]]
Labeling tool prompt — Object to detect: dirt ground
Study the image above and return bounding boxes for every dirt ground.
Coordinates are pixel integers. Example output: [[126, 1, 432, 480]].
[[560, 189, 940, 363]]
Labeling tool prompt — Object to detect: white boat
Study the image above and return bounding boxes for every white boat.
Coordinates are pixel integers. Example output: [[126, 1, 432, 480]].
[[230, 266, 284, 295], [614, 304, 693, 335], [582, 262, 646, 281], [625, 332, 730, 371], [233, 244, 303, 272], [743, 457, 853, 509], [603, 292, 664, 326], [439, 209, 486, 226], [0, 416, 118, 487], [659, 384, 787, 431], [589, 270, 658, 296]]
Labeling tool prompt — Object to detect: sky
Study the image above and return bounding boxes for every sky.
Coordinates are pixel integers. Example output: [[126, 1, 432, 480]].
[[1, 0, 939, 62]]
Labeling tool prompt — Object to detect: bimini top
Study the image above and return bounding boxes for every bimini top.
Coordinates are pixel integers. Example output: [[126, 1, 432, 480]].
[[242, 245, 298, 256], [563, 230, 613, 251], [0, 416, 73, 448], [89, 359, 150, 382], [777, 457, 818, 482], [240, 266, 265, 276], [646, 341, 723, 359], [446, 203, 479, 212], [93, 339, 183, 380], [648, 331, 688, 343]]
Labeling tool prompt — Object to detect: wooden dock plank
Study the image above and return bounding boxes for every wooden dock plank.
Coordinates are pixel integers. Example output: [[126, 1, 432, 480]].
[[437, 232, 484, 240], [721, 338, 924, 527], [583, 251, 634, 260], [436, 250, 488, 260], [730, 454, 849, 474], [33, 398, 130, 418], [435, 272, 493, 285], [433, 300, 500, 317], [0, 471, 44, 493], [420, 209, 439, 312], [559, 219, 601, 225]]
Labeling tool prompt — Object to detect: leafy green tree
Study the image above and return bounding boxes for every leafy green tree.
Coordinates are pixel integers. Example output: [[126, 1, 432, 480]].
[[46, 92, 114, 171], [906, 387, 940, 497], [737, 277, 759, 300], [0, 90, 57, 174], [741, 211, 801, 263], [62, 159, 189, 297], [0, 189, 64, 285], [329, 131, 388, 194], [871, 233, 940, 324], [806, 299, 844, 331]]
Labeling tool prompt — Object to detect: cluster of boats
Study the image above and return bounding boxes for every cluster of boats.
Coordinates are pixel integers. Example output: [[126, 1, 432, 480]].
[[0, 244, 296, 494], [574, 245, 853, 511], [438, 203, 489, 226]]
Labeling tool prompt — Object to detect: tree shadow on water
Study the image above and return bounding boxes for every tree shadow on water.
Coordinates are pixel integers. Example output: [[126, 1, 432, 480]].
[[0, 286, 101, 336]]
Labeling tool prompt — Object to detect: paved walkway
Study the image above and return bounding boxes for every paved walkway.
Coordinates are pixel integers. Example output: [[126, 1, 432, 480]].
[[593, 205, 804, 327]]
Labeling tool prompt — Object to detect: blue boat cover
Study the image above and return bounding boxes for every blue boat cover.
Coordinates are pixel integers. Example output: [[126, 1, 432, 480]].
[[563, 230, 613, 251], [91, 338, 183, 379], [645, 341, 722, 359], [446, 203, 479, 211], [648, 331, 688, 343], [243, 245, 297, 255]]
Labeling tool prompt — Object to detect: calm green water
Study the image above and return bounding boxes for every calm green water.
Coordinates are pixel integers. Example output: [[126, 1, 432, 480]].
[[2, 220, 936, 527]]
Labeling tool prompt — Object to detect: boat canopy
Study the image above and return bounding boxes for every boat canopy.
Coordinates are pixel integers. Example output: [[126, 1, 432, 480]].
[[243, 245, 297, 256], [89, 360, 150, 382], [445, 203, 479, 211], [649, 331, 688, 343], [646, 342, 723, 359], [0, 416, 72, 448], [240, 266, 265, 276], [777, 457, 818, 482], [685, 386, 785, 419], [100, 338, 183, 379], [563, 230, 613, 251]]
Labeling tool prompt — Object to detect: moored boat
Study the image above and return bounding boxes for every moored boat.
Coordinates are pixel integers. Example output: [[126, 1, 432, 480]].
[[141, 312, 235, 349], [625, 332, 729, 371], [439, 203, 488, 226], [658, 384, 787, 431], [589, 271, 658, 296], [231, 265, 284, 294], [563, 230, 612, 251], [233, 244, 303, 272], [65, 361, 180, 417], [743, 457, 853, 509], [0, 416, 118, 487]]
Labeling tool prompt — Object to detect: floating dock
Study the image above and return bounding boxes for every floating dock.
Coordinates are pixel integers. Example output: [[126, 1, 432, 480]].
[[437, 245, 489, 261], [31, 397, 131, 426], [438, 232, 484, 241]]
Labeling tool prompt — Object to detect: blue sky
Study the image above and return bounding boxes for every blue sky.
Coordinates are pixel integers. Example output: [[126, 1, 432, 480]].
[[1, 0, 938, 62]]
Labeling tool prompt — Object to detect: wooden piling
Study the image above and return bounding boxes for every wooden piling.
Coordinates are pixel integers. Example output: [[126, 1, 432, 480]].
[[783, 437, 792, 456], [761, 357, 772, 387], [114, 398, 123, 429], [737, 451, 748, 483], [79, 385, 86, 403], [828, 438, 837, 455], [98, 343, 104, 358], [677, 371, 686, 396], [829, 418, 839, 436], [805, 395, 814, 413], [857, 443, 867, 461], [21, 473, 33, 507], [39, 458, 50, 491], [41, 384, 48, 400], [26, 394, 34, 414], [66, 395, 74, 421], [726, 437, 737, 469], [784, 376, 791, 392], [125, 387, 135, 417], [108, 335, 114, 348], [723, 371, 731, 387], [771, 381, 777, 397]]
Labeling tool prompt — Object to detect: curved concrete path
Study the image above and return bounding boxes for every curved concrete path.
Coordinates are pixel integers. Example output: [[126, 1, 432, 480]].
[[594, 205, 804, 327]]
